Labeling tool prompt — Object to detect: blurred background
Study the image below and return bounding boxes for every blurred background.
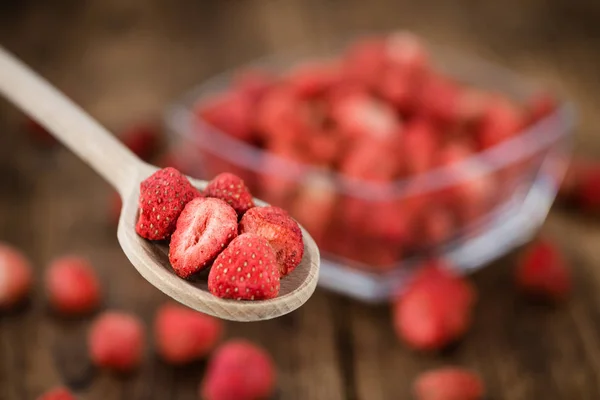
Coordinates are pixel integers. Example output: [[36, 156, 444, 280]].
[[1, 0, 600, 399]]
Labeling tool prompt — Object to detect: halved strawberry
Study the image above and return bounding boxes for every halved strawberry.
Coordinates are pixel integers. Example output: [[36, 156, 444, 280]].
[[240, 206, 304, 276], [169, 198, 238, 278]]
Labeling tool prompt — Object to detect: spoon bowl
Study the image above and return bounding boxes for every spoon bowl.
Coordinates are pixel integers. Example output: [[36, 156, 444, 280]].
[[118, 164, 319, 321], [0, 47, 320, 322]]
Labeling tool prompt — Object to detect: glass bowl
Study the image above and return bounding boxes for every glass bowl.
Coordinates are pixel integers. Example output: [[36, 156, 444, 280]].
[[164, 36, 576, 303]]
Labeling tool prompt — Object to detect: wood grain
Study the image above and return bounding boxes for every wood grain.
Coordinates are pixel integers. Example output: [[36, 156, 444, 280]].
[[1, 0, 600, 399]]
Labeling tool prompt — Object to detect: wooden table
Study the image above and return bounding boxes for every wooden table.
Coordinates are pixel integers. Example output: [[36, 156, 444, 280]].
[[2, 1, 600, 399]]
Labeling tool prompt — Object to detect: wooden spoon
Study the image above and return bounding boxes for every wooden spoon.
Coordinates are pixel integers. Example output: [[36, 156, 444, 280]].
[[0, 47, 319, 321]]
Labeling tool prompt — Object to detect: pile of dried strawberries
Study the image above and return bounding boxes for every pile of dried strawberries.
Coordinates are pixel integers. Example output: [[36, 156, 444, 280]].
[[195, 31, 556, 271]]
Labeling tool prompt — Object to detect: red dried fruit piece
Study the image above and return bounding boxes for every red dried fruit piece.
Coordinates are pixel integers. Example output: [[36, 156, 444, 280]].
[[36, 387, 76, 400], [385, 31, 430, 74], [88, 311, 145, 373], [438, 143, 496, 224], [200, 340, 276, 400], [256, 86, 312, 141], [365, 200, 411, 245], [414, 367, 485, 400], [135, 167, 201, 241], [332, 93, 401, 141], [24, 118, 58, 147], [393, 261, 477, 351], [378, 67, 421, 113], [477, 97, 523, 150], [234, 69, 275, 101], [208, 233, 280, 300], [240, 206, 304, 276], [45, 256, 101, 316], [204, 172, 255, 216], [169, 197, 238, 279], [340, 138, 401, 183], [304, 129, 344, 167], [291, 175, 337, 243], [342, 37, 387, 88], [258, 141, 301, 206], [357, 241, 401, 271], [415, 204, 455, 247], [0, 243, 33, 309], [516, 239, 571, 302], [403, 118, 438, 175], [120, 122, 161, 160], [455, 89, 489, 125], [287, 62, 340, 98], [198, 91, 255, 142], [417, 76, 461, 124], [154, 303, 223, 364]]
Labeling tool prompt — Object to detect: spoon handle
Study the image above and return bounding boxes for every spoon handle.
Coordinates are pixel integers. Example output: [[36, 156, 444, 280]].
[[0, 46, 141, 194]]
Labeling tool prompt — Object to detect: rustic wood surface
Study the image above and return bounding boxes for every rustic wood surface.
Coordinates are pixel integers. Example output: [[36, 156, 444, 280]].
[[1, 0, 600, 399]]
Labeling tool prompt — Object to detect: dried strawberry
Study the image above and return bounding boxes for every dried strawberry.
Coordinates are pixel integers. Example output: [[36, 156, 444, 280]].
[[403, 118, 438, 175], [45, 256, 101, 316], [0, 243, 33, 309], [154, 303, 223, 364], [357, 241, 401, 271], [331, 93, 400, 141], [291, 175, 337, 243], [477, 97, 523, 150], [88, 311, 145, 373], [240, 206, 304, 276], [256, 86, 311, 141], [204, 173, 255, 217], [36, 387, 76, 400], [417, 76, 461, 125], [378, 66, 421, 112], [365, 200, 411, 245], [414, 367, 484, 400], [340, 138, 401, 183], [385, 31, 430, 74], [516, 239, 571, 302], [455, 89, 489, 125], [393, 261, 477, 351], [287, 62, 340, 98], [198, 91, 255, 142], [169, 197, 238, 279], [208, 233, 280, 300], [120, 122, 161, 160], [342, 37, 387, 88], [200, 340, 276, 400], [135, 167, 201, 241], [438, 143, 495, 224], [304, 129, 344, 167], [415, 204, 456, 247]]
